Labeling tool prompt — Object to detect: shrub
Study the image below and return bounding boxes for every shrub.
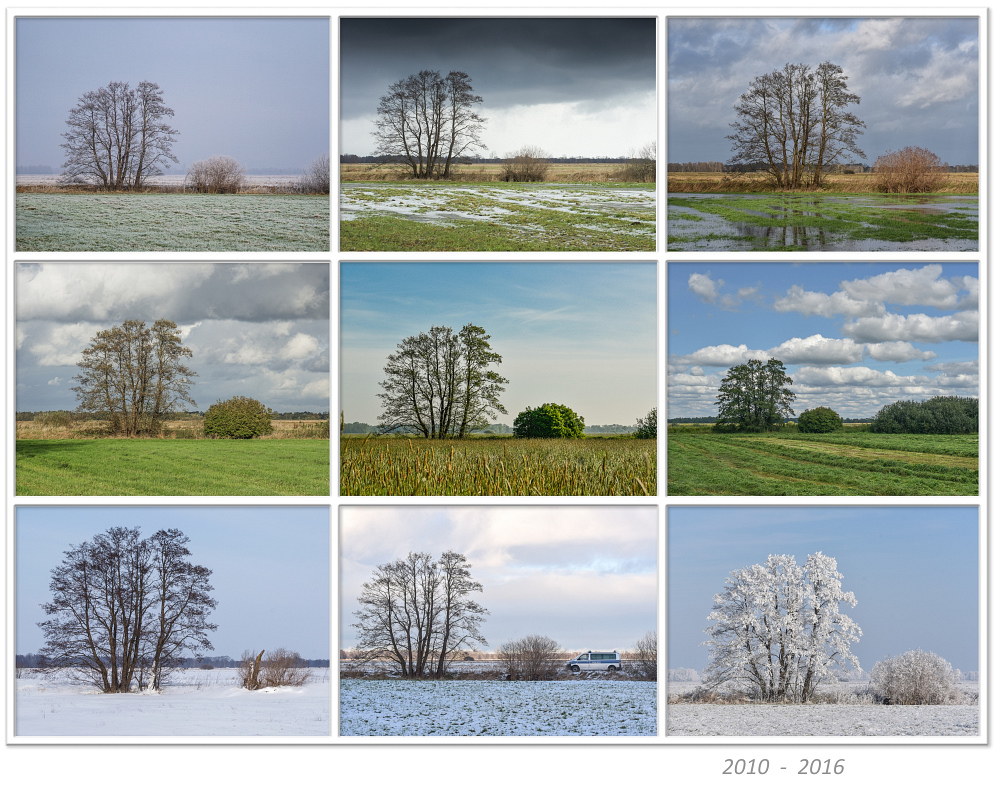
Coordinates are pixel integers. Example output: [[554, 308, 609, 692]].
[[513, 403, 584, 438], [500, 145, 550, 182], [872, 146, 947, 193], [299, 153, 330, 194], [616, 141, 656, 183], [186, 155, 246, 193], [34, 411, 74, 428], [797, 406, 843, 433], [626, 630, 657, 681], [870, 650, 965, 705], [634, 407, 657, 439], [870, 396, 977, 434], [203, 396, 274, 439], [497, 635, 563, 681], [239, 648, 310, 690]]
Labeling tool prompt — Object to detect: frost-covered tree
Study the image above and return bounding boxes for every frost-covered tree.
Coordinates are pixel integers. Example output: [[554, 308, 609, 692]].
[[870, 650, 965, 705], [703, 552, 861, 703]]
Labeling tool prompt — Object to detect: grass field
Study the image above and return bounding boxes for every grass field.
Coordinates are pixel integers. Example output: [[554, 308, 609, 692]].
[[341, 182, 655, 252], [667, 429, 977, 496], [15, 193, 329, 252], [16, 439, 330, 495], [341, 436, 656, 495]]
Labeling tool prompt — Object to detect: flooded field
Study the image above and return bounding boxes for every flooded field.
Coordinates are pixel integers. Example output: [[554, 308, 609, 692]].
[[340, 182, 655, 251], [668, 193, 978, 252]]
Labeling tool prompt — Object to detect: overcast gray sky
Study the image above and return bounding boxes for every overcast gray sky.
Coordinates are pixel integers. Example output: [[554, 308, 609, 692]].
[[340, 506, 658, 653], [16, 17, 330, 172], [668, 16, 980, 165], [340, 17, 656, 158], [17, 263, 329, 413]]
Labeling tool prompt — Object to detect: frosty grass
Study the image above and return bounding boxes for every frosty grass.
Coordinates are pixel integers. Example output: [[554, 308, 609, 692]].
[[340, 679, 657, 737]]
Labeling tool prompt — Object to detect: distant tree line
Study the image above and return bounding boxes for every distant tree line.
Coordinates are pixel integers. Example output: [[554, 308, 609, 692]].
[[16, 652, 330, 669], [342, 154, 640, 165]]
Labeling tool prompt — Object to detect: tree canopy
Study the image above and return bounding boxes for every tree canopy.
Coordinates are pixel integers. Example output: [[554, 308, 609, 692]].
[[513, 402, 585, 438], [715, 357, 795, 432], [378, 324, 507, 438], [727, 61, 865, 189], [870, 396, 978, 434]]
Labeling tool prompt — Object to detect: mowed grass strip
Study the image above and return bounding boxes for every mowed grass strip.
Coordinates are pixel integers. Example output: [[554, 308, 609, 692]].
[[341, 437, 655, 496], [667, 432, 977, 496], [16, 439, 330, 496]]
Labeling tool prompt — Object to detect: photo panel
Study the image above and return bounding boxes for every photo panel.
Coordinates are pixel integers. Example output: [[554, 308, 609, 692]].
[[14, 16, 331, 254], [666, 260, 979, 496], [339, 261, 657, 496], [14, 505, 332, 739], [339, 16, 657, 252], [14, 261, 331, 496], [666, 505, 981, 740], [339, 505, 659, 738]]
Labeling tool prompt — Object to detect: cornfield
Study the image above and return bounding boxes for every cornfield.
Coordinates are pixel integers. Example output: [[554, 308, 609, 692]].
[[341, 436, 656, 496]]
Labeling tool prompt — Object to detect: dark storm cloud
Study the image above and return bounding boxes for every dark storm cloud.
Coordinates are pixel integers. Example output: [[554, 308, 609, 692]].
[[340, 17, 655, 118]]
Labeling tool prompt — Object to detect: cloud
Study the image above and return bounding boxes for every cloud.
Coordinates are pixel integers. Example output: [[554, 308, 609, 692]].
[[843, 311, 978, 343], [865, 342, 937, 363], [773, 285, 884, 318], [839, 264, 966, 309], [688, 272, 722, 303], [769, 334, 864, 365]]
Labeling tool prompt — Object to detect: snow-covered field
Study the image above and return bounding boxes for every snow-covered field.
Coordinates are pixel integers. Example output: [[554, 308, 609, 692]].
[[15, 668, 330, 737], [667, 703, 979, 737], [340, 679, 656, 737]]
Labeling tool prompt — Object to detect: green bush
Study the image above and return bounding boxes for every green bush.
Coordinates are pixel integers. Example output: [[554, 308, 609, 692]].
[[634, 407, 657, 439], [797, 406, 843, 433], [513, 403, 584, 438], [203, 396, 274, 439], [870, 396, 977, 435]]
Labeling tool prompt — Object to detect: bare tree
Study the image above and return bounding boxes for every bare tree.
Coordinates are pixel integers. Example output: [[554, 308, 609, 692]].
[[617, 141, 656, 183], [497, 634, 564, 681], [61, 81, 178, 189], [240, 648, 310, 689], [373, 70, 486, 179], [353, 550, 488, 678], [299, 153, 330, 194], [72, 319, 196, 437], [872, 146, 947, 193], [185, 155, 246, 193], [500, 146, 550, 182], [626, 630, 657, 680], [38, 527, 216, 693]]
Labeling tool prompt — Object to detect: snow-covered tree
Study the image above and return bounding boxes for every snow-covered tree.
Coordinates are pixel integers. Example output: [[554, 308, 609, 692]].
[[870, 650, 965, 705], [703, 552, 861, 702]]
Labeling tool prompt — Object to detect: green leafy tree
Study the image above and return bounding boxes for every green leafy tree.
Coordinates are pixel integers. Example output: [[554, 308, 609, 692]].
[[797, 406, 843, 433], [870, 396, 977, 434], [203, 396, 274, 439], [715, 357, 795, 432], [513, 403, 585, 438], [634, 407, 657, 439]]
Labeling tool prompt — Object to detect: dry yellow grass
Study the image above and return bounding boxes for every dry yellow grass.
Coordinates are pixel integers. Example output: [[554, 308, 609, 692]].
[[341, 162, 632, 184], [667, 171, 978, 194]]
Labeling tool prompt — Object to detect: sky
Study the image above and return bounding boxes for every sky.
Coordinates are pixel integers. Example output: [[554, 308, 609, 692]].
[[340, 506, 658, 653], [667, 506, 979, 674], [16, 506, 331, 659], [668, 17, 980, 165], [16, 263, 330, 413], [16, 17, 330, 172], [340, 17, 656, 158], [667, 261, 978, 419], [340, 262, 657, 427]]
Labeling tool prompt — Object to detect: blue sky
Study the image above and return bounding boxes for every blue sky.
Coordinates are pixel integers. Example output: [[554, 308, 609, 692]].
[[16, 263, 330, 414], [16, 17, 329, 172], [667, 506, 979, 673], [16, 506, 331, 659], [340, 263, 657, 427], [668, 16, 980, 165], [668, 261, 979, 419], [340, 17, 656, 158], [340, 506, 658, 653]]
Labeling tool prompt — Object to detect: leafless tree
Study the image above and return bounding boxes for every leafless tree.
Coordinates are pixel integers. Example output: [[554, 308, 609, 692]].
[[727, 61, 865, 189], [38, 527, 216, 693], [872, 146, 947, 193], [500, 146, 550, 182], [625, 630, 657, 680], [72, 319, 196, 437], [373, 70, 486, 179], [497, 635, 564, 681], [240, 648, 310, 689], [353, 550, 488, 678], [617, 141, 656, 183], [299, 153, 330, 194], [61, 81, 178, 189], [185, 155, 246, 193]]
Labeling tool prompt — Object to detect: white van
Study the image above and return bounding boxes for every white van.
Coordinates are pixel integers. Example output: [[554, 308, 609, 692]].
[[565, 650, 621, 673]]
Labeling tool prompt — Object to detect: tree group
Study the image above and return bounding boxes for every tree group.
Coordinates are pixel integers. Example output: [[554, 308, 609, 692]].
[[378, 324, 507, 438], [727, 61, 865, 189], [870, 396, 978, 434], [704, 552, 862, 703], [38, 527, 217, 693], [715, 358, 795, 432], [62, 81, 178, 190]]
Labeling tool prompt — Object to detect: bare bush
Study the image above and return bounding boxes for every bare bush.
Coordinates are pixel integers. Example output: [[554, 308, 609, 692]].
[[299, 153, 330, 194], [870, 649, 965, 705], [501, 146, 550, 182], [186, 155, 246, 193], [616, 141, 656, 183], [239, 647, 310, 689], [625, 630, 657, 680], [497, 634, 563, 680], [872, 146, 947, 193], [238, 649, 265, 690]]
